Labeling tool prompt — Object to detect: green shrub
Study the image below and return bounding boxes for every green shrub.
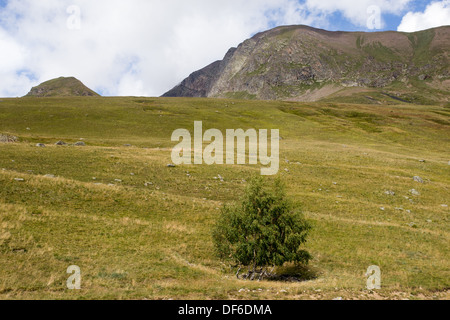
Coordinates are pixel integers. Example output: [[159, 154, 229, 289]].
[[212, 177, 312, 280]]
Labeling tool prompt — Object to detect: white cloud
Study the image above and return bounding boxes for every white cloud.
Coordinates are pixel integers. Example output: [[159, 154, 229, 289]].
[[0, 26, 35, 97], [0, 0, 431, 97], [398, 0, 450, 32], [0, 0, 315, 97]]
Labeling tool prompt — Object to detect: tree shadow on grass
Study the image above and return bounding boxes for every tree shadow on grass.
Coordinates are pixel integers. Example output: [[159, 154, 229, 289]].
[[268, 263, 319, 283]]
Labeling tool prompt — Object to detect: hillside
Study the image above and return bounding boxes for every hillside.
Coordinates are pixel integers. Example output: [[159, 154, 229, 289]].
[[0, 96, 449, 299], [25, 77, 100, 97], [163, 25, 450, 104]]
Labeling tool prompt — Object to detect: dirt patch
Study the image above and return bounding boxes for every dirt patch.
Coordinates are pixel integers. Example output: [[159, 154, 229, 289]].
[[429, 79, 450, 91], [286, 85, 343, 102]]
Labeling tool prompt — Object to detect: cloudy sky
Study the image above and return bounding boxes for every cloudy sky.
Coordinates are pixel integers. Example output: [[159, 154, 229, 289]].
[[0, 0, 449, 97]]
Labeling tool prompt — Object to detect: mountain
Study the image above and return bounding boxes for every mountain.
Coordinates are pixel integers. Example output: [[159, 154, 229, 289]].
[[163, 25, 450, 104], [25, 77, 100, 97]]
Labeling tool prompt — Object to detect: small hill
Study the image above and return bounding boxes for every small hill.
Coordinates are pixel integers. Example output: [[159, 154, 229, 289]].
[[163, 25, 450, 104], [25, 77, 100, 97]]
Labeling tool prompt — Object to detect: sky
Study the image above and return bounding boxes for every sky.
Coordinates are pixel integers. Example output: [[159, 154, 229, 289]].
[[0, 0, 449, 97]]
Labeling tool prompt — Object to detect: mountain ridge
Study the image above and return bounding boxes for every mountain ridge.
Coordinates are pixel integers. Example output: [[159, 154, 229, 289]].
[[163, 25, 450, 104]]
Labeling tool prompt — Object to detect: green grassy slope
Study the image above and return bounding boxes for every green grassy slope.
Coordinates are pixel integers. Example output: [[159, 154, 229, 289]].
[[0, 97, 449, 300]]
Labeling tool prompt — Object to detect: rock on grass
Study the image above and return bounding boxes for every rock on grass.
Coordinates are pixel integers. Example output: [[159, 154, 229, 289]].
[[0, 134, 18, 143], [413, 176, 424, 183]]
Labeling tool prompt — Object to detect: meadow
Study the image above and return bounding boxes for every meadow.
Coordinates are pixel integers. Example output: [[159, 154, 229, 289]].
[[0, 96, 448, 300]]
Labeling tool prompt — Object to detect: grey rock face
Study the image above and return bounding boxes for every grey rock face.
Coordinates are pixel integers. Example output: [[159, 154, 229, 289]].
[[163, 47, 237, 98]]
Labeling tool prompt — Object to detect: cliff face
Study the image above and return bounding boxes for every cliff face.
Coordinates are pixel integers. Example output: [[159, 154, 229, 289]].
[[163, 25, 450, 102], [163, 48, 236, 98]]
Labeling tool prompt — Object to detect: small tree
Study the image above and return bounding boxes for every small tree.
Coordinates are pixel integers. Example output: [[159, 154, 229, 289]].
[[212, 177, 312, 280]]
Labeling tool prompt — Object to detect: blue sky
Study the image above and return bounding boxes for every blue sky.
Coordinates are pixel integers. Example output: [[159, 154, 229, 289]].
[[319, 10, 405, 32], [0, 0, 448, 97], [327, 0, 430, 32]]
